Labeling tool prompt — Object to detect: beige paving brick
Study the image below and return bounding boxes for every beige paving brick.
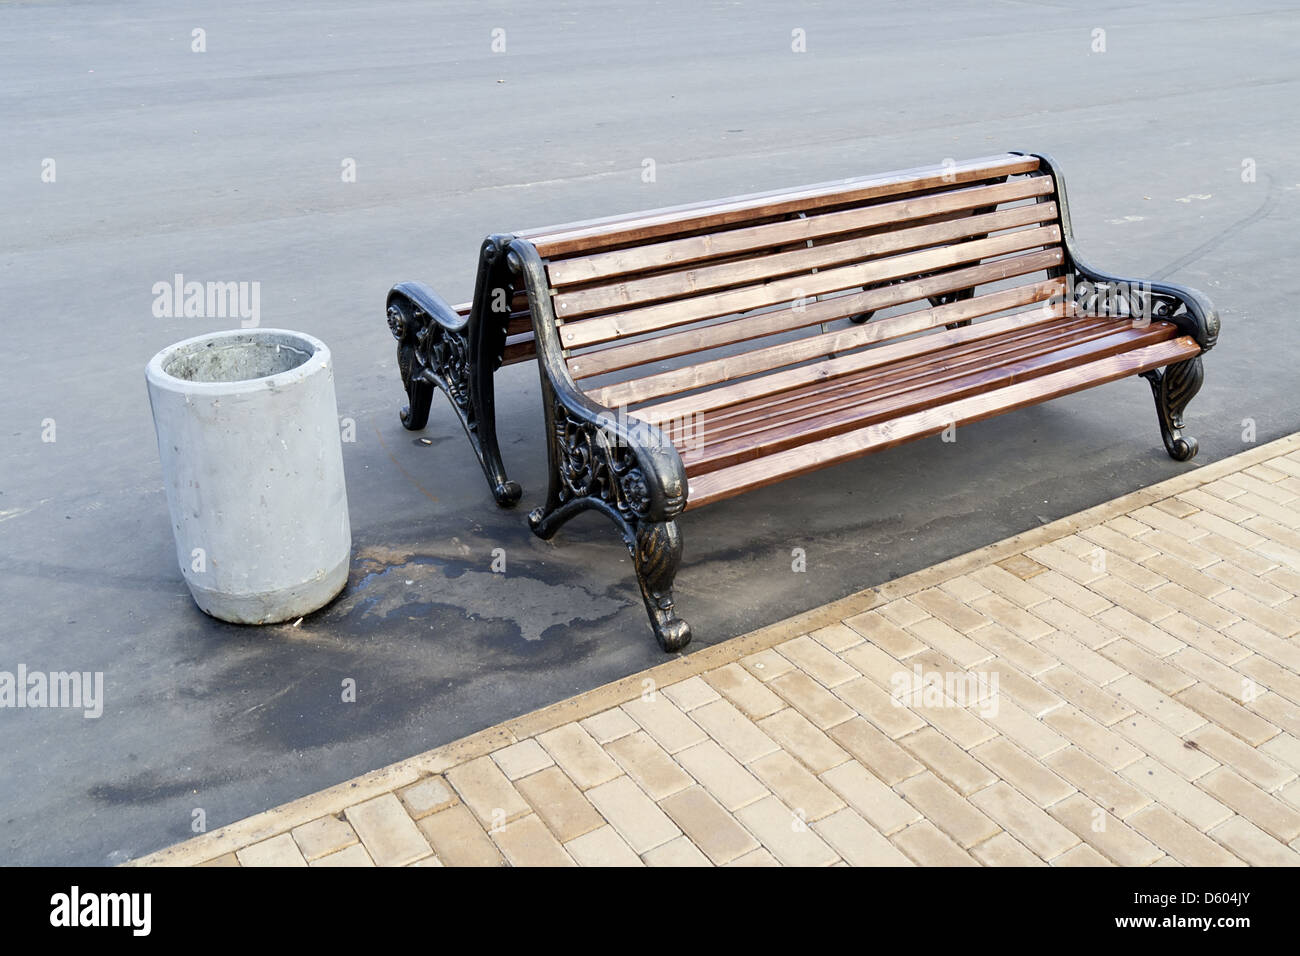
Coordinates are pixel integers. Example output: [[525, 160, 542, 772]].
[[690, 698, 780, 764], [1047, 794, 1163, 866], [237, 832, 308, 867], [909, 587, 990, 634], [1160, 613, 1250, 666], [1044, 747, 1154, 819], [768, 670, 856, 729], [1228, 621, 1300, 671], [536, 723, 622, 790], [820, 761, 921, 835], [748, 751, 845, 821], [1091, 549, 1167, 592], [1250, 693, 1300, 739], [515, 766, 605, 843], [1198, 768, 1300, 843], [842, 610, 927, 657], [1261, 732, 1300, 775], [291, 814, 359, 861], [896, 680, 998, 751], [1214, 588, 1299, 638], [905, 617, 993, 668], [564, 825, 644, 866], [891, 821, 979, 866], [417, 805, 504, 867], [900, 727, 998, 795], [896, 771, 999, 848], [970, 782, 1080, 860], [397, 775, 458, 819], [675, 740, 767, 811], [739, 647, 795, 682], [757, 708, 850, 774], [968, 623, 1058, 677], [1098, 639, 1194, 695], [1052, 843, 1111, 866], [1149, 582, 1239, 632], [703, 662, 785, 719], [1028, 543, 1107, 586], [493, 813, 576, 867], [1127, 806, 1244, 866], [735, 794, 840, 866], [310, 844, 376, 867], [490, 740, 554, 781], [658, 785, 758, 864], [580, 707, 640, 744], [998, 551, 1050, 579], [1187, 725, 1296, 791], [586, 776, 680, 853], [1035, 635, 1130, 689], [832, 677, 925, 740], [1112, 714, 1218, 779], [1238, 655, 1300, 709], [776, 634, 859, 687], [1039, 666, 1133, 726], [1142, 553, 1231, 603], [971, 594, 1054, 641], [1149, 855, 1183, 866], [809, 621, 868, 653], [973, 737, 1076, 807], [604, 730, 694, 800], [727, 847, 781, 866], [970, 832, 1046, 866], [812, 808, 914, 866], [197, 853, 240, 867], [345, 793, 433, 867], [986, 658, 1064, 718], [662, 675, 720, 711], [840, 639, 908, 689], [407, 855, 443, 867], [445, 755, 531, 827], [874, 596, 930, 626], [1029, 570, 1113, 616], [1120, 758, 1233, 831], [621, 694, 708, 754], [641, 835, 713, 867], [1138, 530, 1218, 571], [1034, 599, 1120, 648], [980, 695, 1068, 758], [828, 717, 925, 785], [1172, 647, 1254, 701], [1204, 559, 1292, 606], [1090, 577, 1176, 624], [1109, 675, 1207, 735], [940, 574, 993, 604], [969, 563, 1052, 608], [1175, 686, 1274, 749], [1042, 705, 1143, 770], [1209, 815, 1300, 866], [1184, 508, 1268, 549]]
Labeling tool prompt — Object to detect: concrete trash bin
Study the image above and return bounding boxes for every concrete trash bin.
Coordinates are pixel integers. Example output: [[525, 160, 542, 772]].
[[145, 328, 352, 624]]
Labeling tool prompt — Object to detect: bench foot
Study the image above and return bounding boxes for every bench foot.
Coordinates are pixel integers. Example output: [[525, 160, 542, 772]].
[[1142, 356, 1203, 462], [388, 283, 522, 509], [634, 521, 691, 652]]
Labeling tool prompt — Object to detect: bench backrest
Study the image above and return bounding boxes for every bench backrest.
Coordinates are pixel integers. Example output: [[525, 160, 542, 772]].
[[512, 153, 1070, 415]]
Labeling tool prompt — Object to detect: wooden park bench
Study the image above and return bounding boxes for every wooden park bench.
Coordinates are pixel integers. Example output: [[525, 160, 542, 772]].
[[386, 152, 1219, 652]]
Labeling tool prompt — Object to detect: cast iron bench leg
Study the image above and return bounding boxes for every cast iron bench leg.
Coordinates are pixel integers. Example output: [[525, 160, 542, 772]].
[[1142, 355, 1204, 462]]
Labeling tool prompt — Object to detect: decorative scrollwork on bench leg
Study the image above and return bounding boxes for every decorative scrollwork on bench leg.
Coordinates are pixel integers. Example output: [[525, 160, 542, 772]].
[[387, 289, 522, 508], [527, 398, 691, 652], [1141, 356, 1204, 462]]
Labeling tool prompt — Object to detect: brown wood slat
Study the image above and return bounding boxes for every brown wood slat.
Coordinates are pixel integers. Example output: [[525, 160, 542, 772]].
[[682, 337, 1202, 509], [520, 154, 1039, 256], [560, 224, 1062, 350], [678, 322, 1178, 474], [661, 315, 1105, 447], [566, 248, 1063, 381], [639, 292, 1073, 425], [547, 176, 1054, 288], [554, 201, 1058, 320], [593, 278, 1064, 410]]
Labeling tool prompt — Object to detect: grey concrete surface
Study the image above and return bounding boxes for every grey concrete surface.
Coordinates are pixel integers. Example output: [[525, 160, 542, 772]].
[[1, 0, 1297, 865]]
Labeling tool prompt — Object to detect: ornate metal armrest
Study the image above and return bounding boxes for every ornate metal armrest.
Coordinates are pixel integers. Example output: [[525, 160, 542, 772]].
[[1070, 262, 1220, 353]]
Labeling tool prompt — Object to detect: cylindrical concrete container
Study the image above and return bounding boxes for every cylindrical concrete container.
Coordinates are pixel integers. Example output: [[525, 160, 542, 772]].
[[146, 329, 351, 624]]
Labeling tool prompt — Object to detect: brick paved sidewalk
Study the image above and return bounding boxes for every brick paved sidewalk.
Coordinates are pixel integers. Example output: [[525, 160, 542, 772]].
[[132, 434, 1300, 867]]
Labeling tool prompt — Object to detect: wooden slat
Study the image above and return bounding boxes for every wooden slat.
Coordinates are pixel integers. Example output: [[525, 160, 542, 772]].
[[560, 224, 1062, 350], [679, 323, 1178, 473], [682, 338, 1202, 509], [547, 176, 1055, 287], [554, 201, 1058, 319], [594, 278, 1064, 410], [519, 154, 1039, 256], [567, 248, 1063, 380], [664, 315, 1105, 446]]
